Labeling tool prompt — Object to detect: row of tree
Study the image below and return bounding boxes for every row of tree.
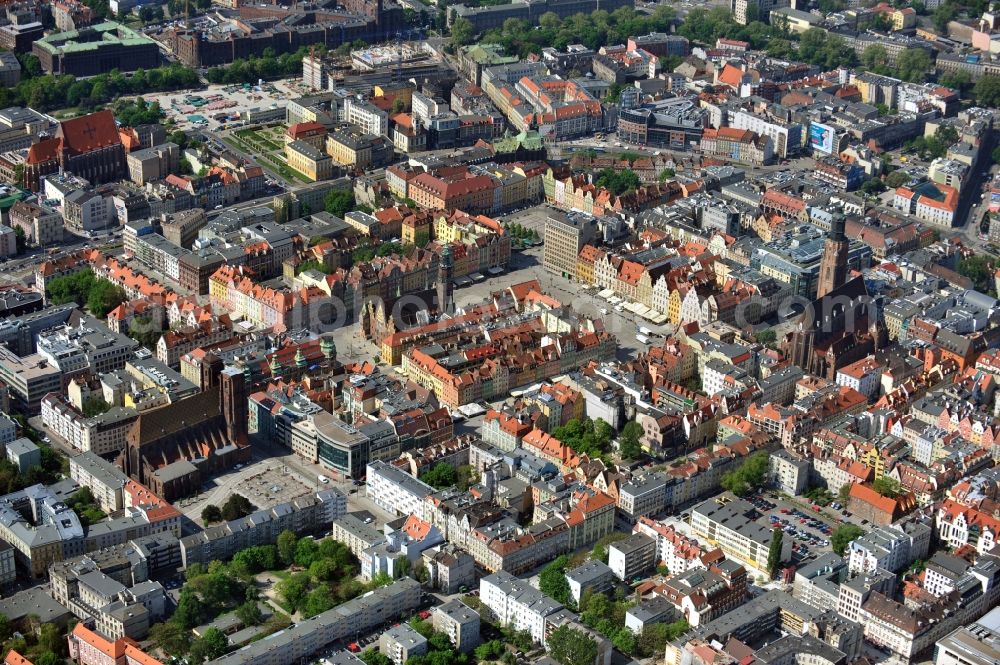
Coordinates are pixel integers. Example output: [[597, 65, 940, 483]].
[[205, 47, 315, 85], [0, 61, 199, 113], [451, 6, 677, 56]]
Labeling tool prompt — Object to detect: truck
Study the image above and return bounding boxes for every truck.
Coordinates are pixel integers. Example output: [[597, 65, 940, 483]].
[[638, 326, 654, 337], [636, 334, 650, 345]]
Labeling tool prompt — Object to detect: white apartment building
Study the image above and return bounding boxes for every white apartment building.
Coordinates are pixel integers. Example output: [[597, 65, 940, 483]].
[[768, 450, 810, 496], [616, 474, 666, 524], [330, 514, 386, 559], [378, 625, 427, 665], [847, 522, 931, 575], [366, 460, 435, 518], [480, 571, 563, 645], [633, 517, 708, 575], [41, 394, 138, 456], [728, 109, 800, 158], [836, 357, 882, 399], [69, 451, 128, 513], [343, 96, 388, 136]]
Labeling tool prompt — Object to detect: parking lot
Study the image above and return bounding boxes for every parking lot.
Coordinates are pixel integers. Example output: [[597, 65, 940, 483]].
[[745, 491, 837, 564]]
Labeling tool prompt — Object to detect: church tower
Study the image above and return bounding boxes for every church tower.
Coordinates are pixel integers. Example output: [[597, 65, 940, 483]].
[[220, 367, 248, 447], [817, 213, 849, 299], [437, 244, 454, 316]]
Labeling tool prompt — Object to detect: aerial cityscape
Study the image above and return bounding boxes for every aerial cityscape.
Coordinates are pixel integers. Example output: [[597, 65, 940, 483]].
[[2, 1, 1000, 665]]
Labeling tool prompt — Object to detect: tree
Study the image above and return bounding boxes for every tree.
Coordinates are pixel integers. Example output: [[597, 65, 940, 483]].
[[720, 450, 769, 497], [992, 146, 1000, 165], [150, 621, 190, 654], [189, 627, 230, 664], [755, 329, 776, 346], [277, 572, 310, 612], [324, 189, 356, 218], [173, 590, 204, 629], [548, 625, 598, 665], [637, 620, 689, 658], [474, 640, 504, 663], [872, 476, 902, 498], [12, 226, 25, 254], [766, 528, 783, 578], [897, 48, 932, 83], [975, 75, 1000, 108], [34, 654, 61, 665], [391, 97, 406, 114], [422, 462, 457, 489], [594, 168, 640, 195], [201, 504, 223, 524], [539, 555, 571, 605], [958, 254, 997, 293], [361, 650, 393, 665], [221, 494, 254, 521], [303, 585, 334, 617], [277, 529, 298, 566], [450, 17, 475, 47], [456, 464, 477, 491], [235, 601, 262, 626], [618, 421, 643, 460], [38, 622, 67, 657], [86, 281, 126, 318], [838, 483, 852, 504], [295, 537, 319, 568], [0, 613, 12, 644], [830, 524, 864, 555], [940, 70, 972, 96], [885, 170, 911, 189], [932, 2, 956, 33], [395, 556, 411, 579], [861, 44, 890, 74]]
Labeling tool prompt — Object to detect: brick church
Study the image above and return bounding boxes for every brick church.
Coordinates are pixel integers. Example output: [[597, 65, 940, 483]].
[[118, 366, 250, 502], [23, 109, 127, 191]]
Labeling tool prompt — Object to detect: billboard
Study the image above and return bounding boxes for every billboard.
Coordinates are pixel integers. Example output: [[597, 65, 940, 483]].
[[809, 123, 835, 155]]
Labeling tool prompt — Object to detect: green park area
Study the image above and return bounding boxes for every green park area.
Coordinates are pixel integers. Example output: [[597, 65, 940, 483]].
[[226, 125, 311, 185]]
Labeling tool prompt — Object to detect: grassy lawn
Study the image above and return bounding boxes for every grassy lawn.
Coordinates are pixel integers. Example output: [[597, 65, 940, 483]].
[[225, 132, 309, 185], [261, 152, 311, 184], [235, 127, 282, 152]]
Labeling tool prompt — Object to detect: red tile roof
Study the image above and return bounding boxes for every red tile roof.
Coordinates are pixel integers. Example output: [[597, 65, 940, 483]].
[[26, 137, 61, 165], [58, 109, 122, 156]]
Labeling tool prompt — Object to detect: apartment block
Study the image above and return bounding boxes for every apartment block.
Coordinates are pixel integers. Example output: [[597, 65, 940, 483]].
[[431, 599, 480, 653], [379, 625, 426, 665], [690, 495, 792, 574], [69, 452, 129, 513], [480, 571, 562, 645], [565, 560, 615, 605], [367, 460, 435, 518], [847, 521, 931, 575], [608, 533, 655, 582], [179, 489, 346, 567], [209, 579, 421, 665]]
